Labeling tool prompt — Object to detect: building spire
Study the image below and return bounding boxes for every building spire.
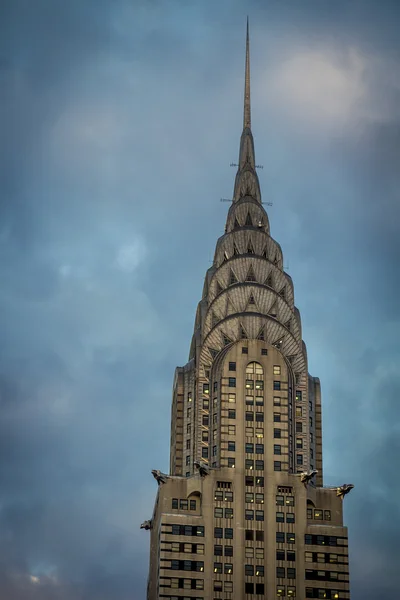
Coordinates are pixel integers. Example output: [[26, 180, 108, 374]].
[[244, 16, 251, 130]]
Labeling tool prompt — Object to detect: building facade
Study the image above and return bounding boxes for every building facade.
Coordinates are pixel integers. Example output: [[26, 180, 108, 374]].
[[144, 22, 352, 600]]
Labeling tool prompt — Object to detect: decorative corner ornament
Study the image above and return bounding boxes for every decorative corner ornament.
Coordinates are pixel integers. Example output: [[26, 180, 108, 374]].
[[194, 460, 210, 478], [140, 520, 152, 530], [151, 469, 168, 485], [299, 469, 318, 487], [336, 484, 354, 499]]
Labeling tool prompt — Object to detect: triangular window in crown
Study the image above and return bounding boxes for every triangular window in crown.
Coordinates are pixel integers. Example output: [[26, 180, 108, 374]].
[[279, 286, 286, 300], [245, 212, 253, 227], [247, 239, 255, 254], [257, 218, 264, 229], [234, 217, 240, 229], [274, 256, 279, 266], [240, 324, 248, 339], [257, 326, 265, 341], [269, 302, 277, 318], [222, 333, 233, 347], [208, 347, 219, 359], [245, 265, 256, 282], [273, 337, 284, 350], [248, 293, 256, 305], [233, 242, 240, 256], [229, 269, 238, 286], [262, 245, 268, 259], [222, 250, 229, 263], [285, 319, 291, 331], [265, 273, 273, 288], [216, 280, 223, 295], [211, 311, 219, 327]]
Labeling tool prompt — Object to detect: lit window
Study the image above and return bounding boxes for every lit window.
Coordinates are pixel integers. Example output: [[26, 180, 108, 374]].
[[255, 428, 263, 438], [202, 415, 209, 426], [224, 563, 233, 574], [214, 562, 222, 573], [256, 476, 264, 486], [245, 395, 254, 406], [274, 396, 281, 406], [224, 581, 233, 592], [203, 384, 209, 395], [246, 426, 254, 436], [296, 437, 303, 449], [277, 585, 285, 597], [287, 586, 296, 597], [317, 553, 325, 563], [296, 406, 302, 417], [314, 509, 323, 520], [295, 390, 302, 402], [256, 565, 264, 576], [273, 365, 281, 375], [202, 399, 209, 410], [228, 393, 236, 403], [255, 547, 264, 559], [255, 396, 264, 406], [228, 425, 235, 435], [225, 491, 233, 501], [225, 508, 233, 519], [245, 379, 254, 389], [245, 492, 254, 503], [305, 552, 313, 563], [245, 547, 254, 558], [285, 495, 294, 506], [255, 493, 264, 504], [255, 380, 264, 390], [245, 459, 254, 470], [287, 533, 296, 544]]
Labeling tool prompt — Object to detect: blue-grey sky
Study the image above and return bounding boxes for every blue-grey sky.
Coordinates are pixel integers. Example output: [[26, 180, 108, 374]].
[[1, 0, 399, 598]]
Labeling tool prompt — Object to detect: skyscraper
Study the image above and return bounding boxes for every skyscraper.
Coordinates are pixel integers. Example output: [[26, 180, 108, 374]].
[[144, 21, 352, 600]]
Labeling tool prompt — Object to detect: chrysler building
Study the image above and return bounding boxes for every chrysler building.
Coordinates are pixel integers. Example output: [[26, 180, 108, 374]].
[[144, 21, 352, 600]]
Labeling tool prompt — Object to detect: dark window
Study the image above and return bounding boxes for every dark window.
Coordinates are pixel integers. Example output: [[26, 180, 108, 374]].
[[276, 550, 285, 560], [273, 381, 281, 390], [296, 454, 303, 465], [255, 460, 264, 470], [261, 348, 268, 355], [325, 510, 331, 521], [305, 534, 312, 545], [225, 508, 233, 519], [286, 513, 295, 523], [189, 500, 196, 510], [201, 447, 208, 458], [186, 455, 190, 465], [255, 444, 264, 454], [255, 413, 264, 422], [228, 377, 236, 387], [287, 551, 296, 562], [255, 530, 264, 542], [214, 562, 222, 573], [214, 544, 222, 556], [172, 498, 178, 509], [276, 532, 285, 543], [214, 581, 223, 591], [186, 439, 191, 449], [255, 396, 264, 406], [276, 512, 284, 522], [229, 362, 236, 371], [203, 399, 209, 409], [277, 567, 285, 578], [225, 545, 233, 556], [276, 495, 284, 505], [246, 412, 254, 422], [227, 441, 235, 451], [225, 528, 233, 539], [245, 510, 254, 520], [224, 563, 233, 574], [256, 583, 265, 594], [228, 409, 236, 419], [214, 507, 223, 518], [212, 445, 217, 456], [274, 444, 281, 455], [245, 443, 254, 453], [274, 428, 281, 438], [274, 461, 282, 471], [245, 476, 254, 486], [245, 582, 254, 593], [255, 476, 264, 486], [245, 529, 254, 541], [274, 413, 281, 422], [245, 564, 254, 576], [287, 568, 296, 578], [296, 422, 303, 433], [214, 527, 223, 538], [180, 499, 188, 510], [202, 415, 209, 426], [242, 347, 248, 354], [255, 510, 264, 521]]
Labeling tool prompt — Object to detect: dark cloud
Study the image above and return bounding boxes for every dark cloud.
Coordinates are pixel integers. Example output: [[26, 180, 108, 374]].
[[0, 0, 399, 598]]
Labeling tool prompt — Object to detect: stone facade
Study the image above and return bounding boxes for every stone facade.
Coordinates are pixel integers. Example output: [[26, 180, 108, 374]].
[[144, 21, 352, 600]]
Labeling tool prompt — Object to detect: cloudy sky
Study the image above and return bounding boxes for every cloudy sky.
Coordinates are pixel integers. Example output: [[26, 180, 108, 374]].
[[1, 0, 400, 598]]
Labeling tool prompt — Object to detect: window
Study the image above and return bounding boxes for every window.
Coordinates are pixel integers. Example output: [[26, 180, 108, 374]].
[[202, 415, 209, 426], [274, 428, 281, 438], [225, 528, 233, 539], [245, 583, 254, 593], [274, 396, 281, 406], [202, 447, 208, 459], [273, 381, 281, 390], [287, 533, 296, 544], [255, 530, 264, 542], [212, 445, 217, 456], [228, 393, 236, 403], [287, 551, 296, 562], [296, 422, 303, 433], [203, 398, 209, 410], [317, 553, 325, 563], [255, 510, 264, 521], [256, 493, 264, 504], [245, 529, 254, 541], [285, 495, 294, 506], [202, 431, 208, 443], [276, 512, 284, 523], [203, 383, 209, 395], [297, 454, 303, 465], [296, 437, 303, 449], [224, 545, 233, 557], [245, 379, 254, 389], [255, 428, 263, 438], [228, 377, 236, 387], [276, 550, 285, 560], [310, 432, 313, 443], [225, 508, 233, 519], [255, 459, 264, 470], [187, 424, 191, 434], [246, 411, 254, 422], [186, 455, 190, 465], [277, 567, 285, 578], [255, 413, 264, 422], [214, 581, 222, 591], [245, 492, 254, 504], [245, 459, 254, 470], [245, 510, 254, 520], [255, 548, 264, 559], [309, 400, 313, 411], [246, 395, 254, 406], [324, 510, 331, 521], [276, 494, 284, 506], [305, 551, 313, 562], [256, 476, 264, 486], [274, 413, 281, 422], [256, 584, 265, 594], [273, 365, 281, 375], [296, 406, 302, 417], [245, 564, 254, 576], [228, 362, 236, 371], [228, 425, 235, 435], [287, 586, 296, 597], [214, 562, 222, 574], [214, 490, 223, 500], [295, 390, 302, 402], [277, 585, 285, 597], [255, 380, 264, 390], [245, 443, 254, 453], [225, 491, 233, 501], [228, 409, 236, 419], [245, 547, 254, 558], [172, 498, 178, 509], [242, 347, 248, 354], [214, 527, 223, 538], [255, 396, 264, 406], [246, 426, 254, 436], [314, 509, 323, 520], [179, 499, 188, 510], [274, 461, 282, 471], [187, 407, 191, 418], [224, 563, 233, 574], [245, 476, 254, 487], [227, 457, 235, 468], [213, 381, 218, 391], [329, 554, 338, 564], [310, 416, 313, 427], [261, 348, 268, 355], [224, 581, 233, 592], [214, 507, 223, 518], [286, 513, 295, 523], [276, 532, 285, 543], [307, 507, 313, 519]]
